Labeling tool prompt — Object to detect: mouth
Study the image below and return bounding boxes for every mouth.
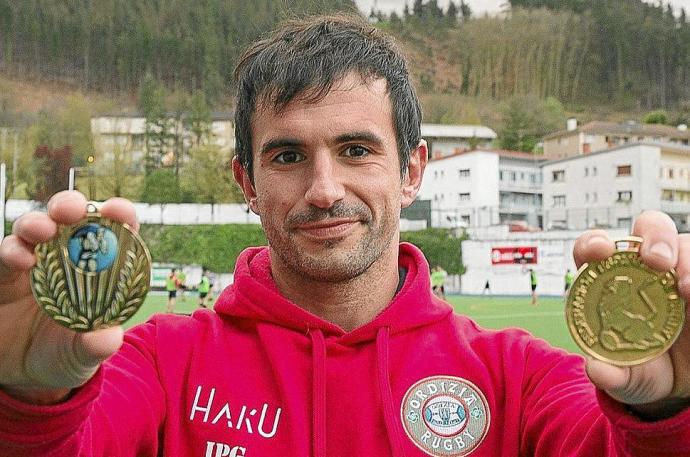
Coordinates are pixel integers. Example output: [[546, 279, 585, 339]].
[[295, 219, 361, 241]]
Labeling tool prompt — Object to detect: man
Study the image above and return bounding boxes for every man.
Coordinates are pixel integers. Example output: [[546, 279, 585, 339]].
[[197, 268, 212, 308], [177, 269, 187, 304], [1, 14, 690, 457], [165, 267, 180, 313], [564, 268, 574, 295], [529, 267, 538, 306], [430, 265, 447, 300]]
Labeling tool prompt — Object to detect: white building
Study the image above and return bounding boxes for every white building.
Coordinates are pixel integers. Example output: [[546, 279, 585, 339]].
[[418, 149, 544, 229], [541, 142, 690, 231], [422, 124, 497, 159], [90, 113, 235, 171]]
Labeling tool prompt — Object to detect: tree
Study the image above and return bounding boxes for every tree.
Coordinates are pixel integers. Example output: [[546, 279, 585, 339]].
[[400, 228, 466, 275], [446, 1, 459, 26], [181, 145, 244, 204], [140, 168, 182, 204], [27, 145, 73, 204], [643, 110, 668, 125], [459, 0, 471, 21], [498, 95, 566, 152], [138, 74, 171, 174]]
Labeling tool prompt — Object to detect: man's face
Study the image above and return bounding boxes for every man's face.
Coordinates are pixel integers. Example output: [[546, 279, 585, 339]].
[[234, 73, 426, 282]]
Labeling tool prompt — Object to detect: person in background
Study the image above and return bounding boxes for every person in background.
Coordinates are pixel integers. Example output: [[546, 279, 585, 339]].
[[165, 268, 180, 313], [197, 269, 212, 308], [177, 269, 187, 304], [529, 267, 538, 306], [482, 279, 491, 295], [564, 268, 574, 296], [430, 265, 447, 300]]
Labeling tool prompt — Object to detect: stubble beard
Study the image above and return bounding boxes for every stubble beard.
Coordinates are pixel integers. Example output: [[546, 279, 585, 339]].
[[264, 205, 397, 283]]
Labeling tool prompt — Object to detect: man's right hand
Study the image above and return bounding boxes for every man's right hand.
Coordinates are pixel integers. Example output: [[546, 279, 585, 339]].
[[0, 191, 138, 405]]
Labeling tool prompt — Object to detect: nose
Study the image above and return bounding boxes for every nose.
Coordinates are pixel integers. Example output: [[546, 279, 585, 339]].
[[304, 153, 345, 209]]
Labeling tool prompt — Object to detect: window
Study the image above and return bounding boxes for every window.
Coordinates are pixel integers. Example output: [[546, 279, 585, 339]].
[[669, 168, 675, 179], [592, 192, 597, 203], [552, 170, 565, 182], [593, 167, 597, 176], [458, 193, 471, 202], [434, 171, 438, 179], [585, 193, 589, 203], [618, 218, 632, 229], [458, 168, 470, 178], [584, 167, 589, 177], [617, 165, 631, 176], [617, 191, 632, 203], [510, 171, 516, 181], [553, 195, 566, 207]]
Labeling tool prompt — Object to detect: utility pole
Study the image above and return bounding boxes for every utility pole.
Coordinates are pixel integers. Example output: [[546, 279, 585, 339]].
[[1, 163, 6, 243]]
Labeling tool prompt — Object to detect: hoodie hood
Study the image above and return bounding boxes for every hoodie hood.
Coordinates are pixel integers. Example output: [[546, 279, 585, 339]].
[[214, 242, 453, 344]]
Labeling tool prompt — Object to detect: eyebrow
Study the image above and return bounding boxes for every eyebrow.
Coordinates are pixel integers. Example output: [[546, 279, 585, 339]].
[[259, 131, 385, 156], [335, 131, 385, 147], [259, 138, 304, 156]]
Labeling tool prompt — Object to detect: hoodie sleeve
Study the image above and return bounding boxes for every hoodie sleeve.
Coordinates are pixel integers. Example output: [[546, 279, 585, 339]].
[[0, 320, 166, 457], [519, 337, 690, 456]]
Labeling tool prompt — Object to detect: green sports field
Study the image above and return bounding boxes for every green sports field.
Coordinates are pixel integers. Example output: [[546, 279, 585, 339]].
[[126, 293, 581, 355]]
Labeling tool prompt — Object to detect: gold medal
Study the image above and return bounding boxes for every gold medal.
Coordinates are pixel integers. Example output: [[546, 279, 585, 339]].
[[565, 236, 685, 366], [30, 203, 151, 332]]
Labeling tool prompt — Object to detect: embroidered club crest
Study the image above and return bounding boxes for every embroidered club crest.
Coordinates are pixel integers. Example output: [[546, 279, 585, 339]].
[[401, 375, 490, 457]]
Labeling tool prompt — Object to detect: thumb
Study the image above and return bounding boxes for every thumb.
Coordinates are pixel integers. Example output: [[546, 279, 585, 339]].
[[75, 326, 125, 368], [585, 356, 674, 405]]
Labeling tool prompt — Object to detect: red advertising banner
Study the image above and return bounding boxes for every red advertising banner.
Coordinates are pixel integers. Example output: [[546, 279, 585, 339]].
[[491, 246, 538, 265]]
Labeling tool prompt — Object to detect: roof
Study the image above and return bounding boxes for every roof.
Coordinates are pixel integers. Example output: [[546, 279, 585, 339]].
[[540, 141, 690, 167], [429, 148, 547, 163], [544, 121, 690, 140], [421, 124, 497, 139]]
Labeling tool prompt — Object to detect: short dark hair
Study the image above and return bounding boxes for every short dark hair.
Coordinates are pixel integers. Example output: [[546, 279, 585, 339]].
[[234, 14, 422, 180]]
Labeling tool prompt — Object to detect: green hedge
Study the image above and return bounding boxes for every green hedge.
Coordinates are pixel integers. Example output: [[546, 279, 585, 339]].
[[401, 228, 466, 275], [138, 224, 267, 272]]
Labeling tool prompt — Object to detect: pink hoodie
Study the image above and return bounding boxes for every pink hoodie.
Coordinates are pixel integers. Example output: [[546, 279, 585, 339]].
[[1, 243, 690, 456]]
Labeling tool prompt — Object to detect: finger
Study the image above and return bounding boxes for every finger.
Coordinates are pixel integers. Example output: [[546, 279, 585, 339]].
[[632, 210, 678, 272], [46, 191, 88, 225], [11, 212, 58, 246], [101, 198, 139, 231], [0, 235, 37, 279], [573, 229, 615, 268], [675, 234, 690, 300]]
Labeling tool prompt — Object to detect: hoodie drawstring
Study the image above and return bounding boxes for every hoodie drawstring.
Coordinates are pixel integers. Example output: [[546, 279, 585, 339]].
[[309, 329, 327, 457], [376, 327, 407, 457]]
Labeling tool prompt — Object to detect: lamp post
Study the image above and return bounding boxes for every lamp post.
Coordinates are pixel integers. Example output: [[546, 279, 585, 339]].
[[87, 154, 95, 200]]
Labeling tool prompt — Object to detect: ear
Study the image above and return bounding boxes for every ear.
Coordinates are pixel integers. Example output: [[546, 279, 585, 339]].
[[232, 157, 259, 214], [401, 139, 428, 208]]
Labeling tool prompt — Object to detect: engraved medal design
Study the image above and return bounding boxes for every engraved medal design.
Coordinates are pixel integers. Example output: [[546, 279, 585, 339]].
[[565, 236, 685, 366], [30, 203, 151, 332], [401, 375, 490, 457]]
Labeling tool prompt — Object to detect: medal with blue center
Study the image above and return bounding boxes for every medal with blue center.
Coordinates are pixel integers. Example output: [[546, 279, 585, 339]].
[[30, 203, 151, 332]]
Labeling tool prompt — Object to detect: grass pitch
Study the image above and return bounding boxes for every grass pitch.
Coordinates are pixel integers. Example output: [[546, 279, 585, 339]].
[[127, 292, 580, 354]]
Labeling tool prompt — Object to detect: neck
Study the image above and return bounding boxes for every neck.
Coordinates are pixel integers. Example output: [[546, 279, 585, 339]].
[[270, 246, 401, 332]]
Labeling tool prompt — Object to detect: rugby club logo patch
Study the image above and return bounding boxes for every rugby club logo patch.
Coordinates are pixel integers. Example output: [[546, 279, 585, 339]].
[[401, 375, 490, 457]]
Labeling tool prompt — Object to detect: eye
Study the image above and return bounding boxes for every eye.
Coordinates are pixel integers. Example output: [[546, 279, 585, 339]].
[[343, 145, 370, 158], [273, 150, 305, 164]]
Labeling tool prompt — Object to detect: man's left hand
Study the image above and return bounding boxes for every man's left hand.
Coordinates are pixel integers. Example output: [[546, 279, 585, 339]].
[[573, 210, 690, 420]]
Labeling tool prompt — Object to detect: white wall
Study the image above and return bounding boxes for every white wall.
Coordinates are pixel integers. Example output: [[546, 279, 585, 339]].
[[461, 228, 628, 296]]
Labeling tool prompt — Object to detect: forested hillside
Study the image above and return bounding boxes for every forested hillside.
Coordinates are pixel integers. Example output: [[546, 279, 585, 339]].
[[0, 0, 687, 111], [0, 0, 357, 101]]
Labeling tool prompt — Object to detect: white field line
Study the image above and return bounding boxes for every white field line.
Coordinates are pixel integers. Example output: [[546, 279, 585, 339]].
[[475, 311, 563, 320]]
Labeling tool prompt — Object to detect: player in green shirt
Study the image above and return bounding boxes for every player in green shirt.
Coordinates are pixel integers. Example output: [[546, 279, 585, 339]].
[[177, 270, 187, 304], [430, 266, 447, 300], [198, 269, 213, 308], [564, 268, 574, 296]]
